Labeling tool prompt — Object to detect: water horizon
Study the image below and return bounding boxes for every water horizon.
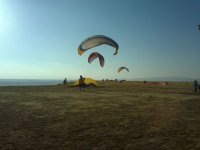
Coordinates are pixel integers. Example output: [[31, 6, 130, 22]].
[[0, 79, 69, 86]]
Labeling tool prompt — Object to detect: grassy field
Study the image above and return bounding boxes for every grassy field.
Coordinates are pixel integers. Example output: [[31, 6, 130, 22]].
[[0, 81, 199, 150]]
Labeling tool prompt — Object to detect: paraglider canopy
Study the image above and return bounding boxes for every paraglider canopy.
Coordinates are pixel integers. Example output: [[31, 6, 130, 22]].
[[118, 67, 129, 73], [78, 35, 119, 55], [72, 78, 97, 87], [88, 52, 105, 67]]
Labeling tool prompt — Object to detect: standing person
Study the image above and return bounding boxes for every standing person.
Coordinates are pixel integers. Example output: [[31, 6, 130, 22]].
[[198, 81, 200, 94], [63, 78, 67, 85], [193, 80, 198, 94], [79, 75, 85, 91]]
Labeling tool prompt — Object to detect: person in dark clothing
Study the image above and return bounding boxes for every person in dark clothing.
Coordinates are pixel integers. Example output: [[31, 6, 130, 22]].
[[198, 82, 200, 94], [79, 75, 85, 91], [193, 80, 199, 94], [63, 78, 67, 85]]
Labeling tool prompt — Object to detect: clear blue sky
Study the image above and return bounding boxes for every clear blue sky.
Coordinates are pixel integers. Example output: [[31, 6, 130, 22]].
[[0, 0, 199, 80]]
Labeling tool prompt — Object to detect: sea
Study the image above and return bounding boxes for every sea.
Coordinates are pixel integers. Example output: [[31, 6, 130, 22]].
[[0, 79, 64, 86]]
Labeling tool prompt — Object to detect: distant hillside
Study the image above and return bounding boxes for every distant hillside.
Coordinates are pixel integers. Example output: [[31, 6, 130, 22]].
[[133, 76, 199, 82]]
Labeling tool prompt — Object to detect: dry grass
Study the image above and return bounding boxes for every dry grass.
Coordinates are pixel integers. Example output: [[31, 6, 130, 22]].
[[0, 81, 200, 150]]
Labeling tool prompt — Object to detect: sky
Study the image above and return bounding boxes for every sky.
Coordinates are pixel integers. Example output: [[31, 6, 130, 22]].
[[0, 0, 199, 80]]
